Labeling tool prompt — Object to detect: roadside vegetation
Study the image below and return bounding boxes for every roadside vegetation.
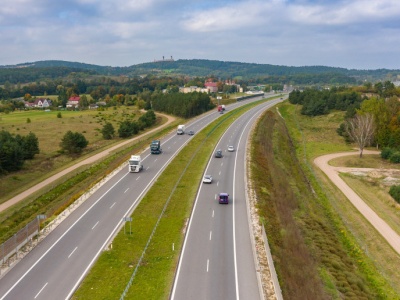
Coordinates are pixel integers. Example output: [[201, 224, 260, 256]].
[[252, 102, 399, 298]]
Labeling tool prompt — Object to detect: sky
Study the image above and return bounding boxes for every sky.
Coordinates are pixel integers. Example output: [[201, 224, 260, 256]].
[[1, 0, 400, 70]]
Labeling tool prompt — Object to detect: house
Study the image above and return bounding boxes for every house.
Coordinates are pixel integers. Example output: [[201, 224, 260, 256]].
[[204, 81, 218, 93], [179, 86, 209, 93], [25, 98, 52, 108], [66, 96, 80, 108]]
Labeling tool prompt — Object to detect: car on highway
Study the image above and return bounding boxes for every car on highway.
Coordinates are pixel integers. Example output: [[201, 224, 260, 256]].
[[202, 175, 213, 183], [188, 130, 195, 135], [218, 193, 229, 204], [228, 145, 234, 152], [215, 149, 223, 158]]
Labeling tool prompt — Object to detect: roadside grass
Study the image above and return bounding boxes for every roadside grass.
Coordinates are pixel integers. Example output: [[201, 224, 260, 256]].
[[339, 173, 400, 235], [276, 102, 400, 297], [0, 107, 171, 204], [73, 98, 275, 299], [329, 153, 400, 170]]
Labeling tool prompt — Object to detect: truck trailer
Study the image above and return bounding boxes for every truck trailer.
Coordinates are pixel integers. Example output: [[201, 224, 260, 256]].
[[128, 155, 143, 172], [177, 124, 185, 135]]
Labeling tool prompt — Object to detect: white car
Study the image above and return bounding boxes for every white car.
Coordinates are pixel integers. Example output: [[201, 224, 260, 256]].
[[203, 175, 213, 183], [228, 145, 234, 152]]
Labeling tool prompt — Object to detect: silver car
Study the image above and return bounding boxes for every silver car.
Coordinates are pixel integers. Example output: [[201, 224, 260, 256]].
[[202, 175, 213, 183]]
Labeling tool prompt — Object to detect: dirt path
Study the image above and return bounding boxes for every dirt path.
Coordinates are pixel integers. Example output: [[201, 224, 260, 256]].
[[314, 150, 400, 255], [0, 113, 176, 213]]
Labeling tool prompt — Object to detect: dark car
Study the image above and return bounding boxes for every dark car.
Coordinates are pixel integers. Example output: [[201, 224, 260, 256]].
[[215, 149, 223, 158], [218, 193, 229, 204], [188, 130, 195, 135]]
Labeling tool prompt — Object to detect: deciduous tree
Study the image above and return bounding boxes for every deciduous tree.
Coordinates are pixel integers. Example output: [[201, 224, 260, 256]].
[[345, 113, 375, 158]]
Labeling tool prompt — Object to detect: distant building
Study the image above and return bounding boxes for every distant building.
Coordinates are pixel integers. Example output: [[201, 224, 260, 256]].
[[25, 98, 52, 108], [66, 96, 80, 108], [179, 86, 209, 93], [204, 81, 218, 93]]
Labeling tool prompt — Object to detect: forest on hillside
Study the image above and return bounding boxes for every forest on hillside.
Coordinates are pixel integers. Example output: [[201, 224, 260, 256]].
[[1, 59, 399, 86]]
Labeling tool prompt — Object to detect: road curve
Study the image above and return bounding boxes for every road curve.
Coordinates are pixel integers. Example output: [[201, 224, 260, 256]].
[[314, 150, 400, 254]]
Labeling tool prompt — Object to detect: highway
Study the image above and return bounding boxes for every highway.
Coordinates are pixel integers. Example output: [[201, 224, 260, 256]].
[[171, 98, 283, 299], [0, 93, 279, 300]]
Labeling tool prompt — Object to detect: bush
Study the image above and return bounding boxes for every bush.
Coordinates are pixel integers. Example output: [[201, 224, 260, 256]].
[[101, 122, 115, 140], [389, 151, 400, 163], [60, 131, 88, 154], [57, 112, 62, 118], [381, 148, 394, 160], [389, 185, 400, 203]]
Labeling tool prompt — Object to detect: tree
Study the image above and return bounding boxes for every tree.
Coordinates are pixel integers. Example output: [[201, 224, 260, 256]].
[[0, 130, 25, 173], [79, 94, 89, 109], [345, 113, 375, 158], [22, 132, 40, 159], [60, 131, 88, 154], [101, 122, 115, 140]]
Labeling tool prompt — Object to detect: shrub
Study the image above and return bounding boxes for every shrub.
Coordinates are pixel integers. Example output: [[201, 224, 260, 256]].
[[57, 112, 62, 118], [389, 151, 400, 163], [389, 185, 400, 203], [101, 122, 115, 140], [381, 148, 394, 160], [60, 131, 88, 154]]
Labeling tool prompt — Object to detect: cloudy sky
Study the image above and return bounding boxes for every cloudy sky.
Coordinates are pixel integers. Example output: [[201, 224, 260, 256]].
[[1, 0, 400, 70]]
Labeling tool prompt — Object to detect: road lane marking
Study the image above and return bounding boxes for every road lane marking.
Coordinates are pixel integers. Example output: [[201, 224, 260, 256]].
[[219, 171, 221, 175], [34, 282, 48, 299], [68, 247, 78, 259], [124, 188, 129, 193], [209, 231, 212, 241], [110, 202, 116, 209], [146, 167, 149, 170], [155, 158, 158, 162], [207, 259, 209, 272], [217, 181, 219, 187], [212, 210, 214, 218], [221, 162, 223, 166], [136, 176, 140, 180], [92, 221, 99, 230]]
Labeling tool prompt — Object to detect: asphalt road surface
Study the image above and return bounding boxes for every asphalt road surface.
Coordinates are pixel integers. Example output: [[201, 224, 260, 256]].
[[0, 93, 280, 300], [171, 99, 283, 300]]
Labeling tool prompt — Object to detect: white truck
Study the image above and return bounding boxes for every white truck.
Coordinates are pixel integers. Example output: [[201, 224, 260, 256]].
[[177, 124, 185, 135], [128, 155, 143, 172]]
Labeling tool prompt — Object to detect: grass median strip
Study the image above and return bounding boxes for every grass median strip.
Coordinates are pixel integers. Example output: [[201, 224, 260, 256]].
[[73, 98, 276, 299]]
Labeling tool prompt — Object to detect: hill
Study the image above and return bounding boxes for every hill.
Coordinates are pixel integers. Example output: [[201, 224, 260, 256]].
[[1, 59, 399, 84]]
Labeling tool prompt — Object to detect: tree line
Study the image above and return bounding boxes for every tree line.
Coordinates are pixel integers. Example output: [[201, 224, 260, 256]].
[[150, 92, 215, 118], [288, 87, 363, 116]]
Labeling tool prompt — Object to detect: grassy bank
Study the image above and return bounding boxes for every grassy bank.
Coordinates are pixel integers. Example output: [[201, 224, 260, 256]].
[[73, 98, 277, 299], [250, 103, 399, 299]]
